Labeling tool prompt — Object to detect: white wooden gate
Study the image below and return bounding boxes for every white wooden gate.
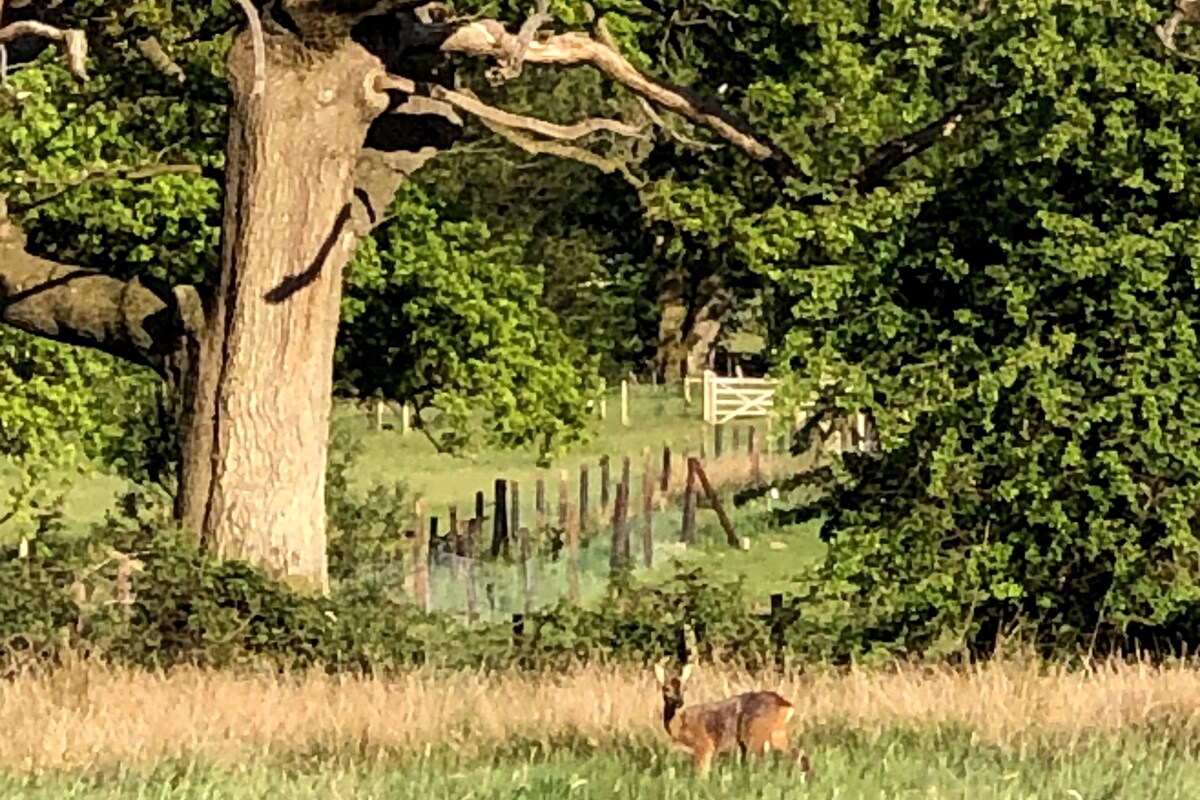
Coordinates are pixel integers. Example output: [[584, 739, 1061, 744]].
[[701, 370, 777, 425]]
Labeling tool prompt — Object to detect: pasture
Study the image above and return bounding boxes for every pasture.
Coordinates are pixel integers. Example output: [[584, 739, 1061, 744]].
[[2, 660, 1199, 798]]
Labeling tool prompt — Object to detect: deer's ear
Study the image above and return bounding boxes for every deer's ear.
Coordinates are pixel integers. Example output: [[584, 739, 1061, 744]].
[[680, 663, 693, 684], [654, 663, 667, 685]]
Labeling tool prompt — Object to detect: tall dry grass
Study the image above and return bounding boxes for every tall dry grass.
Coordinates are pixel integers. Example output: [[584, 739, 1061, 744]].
[[2, 658, 1200, 774]]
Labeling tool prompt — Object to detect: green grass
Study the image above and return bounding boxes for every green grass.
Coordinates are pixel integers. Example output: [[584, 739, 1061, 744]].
[[5, 725, 1197, 799], [340, 383, 728, 508]]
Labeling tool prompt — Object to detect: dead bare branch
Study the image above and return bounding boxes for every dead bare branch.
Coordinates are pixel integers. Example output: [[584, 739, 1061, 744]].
[[0, 19, 88, 81], [375, 73, 646, 141], [438, 18, 794, 178], [234, 0, 267, 96], [1158, 0, 1200, 61], [488, 0, 552, 82], [477, 114, 644, 187], [137, 36, 186, 82]]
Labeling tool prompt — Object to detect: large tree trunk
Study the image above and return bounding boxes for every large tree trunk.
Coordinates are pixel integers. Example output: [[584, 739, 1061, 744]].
[[177, 33, 389, 593]]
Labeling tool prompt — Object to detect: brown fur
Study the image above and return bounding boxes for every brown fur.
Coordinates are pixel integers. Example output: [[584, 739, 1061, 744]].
[[654, 663, 812, 778]]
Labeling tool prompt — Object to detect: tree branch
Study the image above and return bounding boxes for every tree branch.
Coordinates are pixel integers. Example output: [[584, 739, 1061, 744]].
[[7, 163, 215, 215], [234, 0, 267, 97], [0, 19, 88, 81], [488, 0, 551, 82], [477, 114, 644, 187], [0, 241, 196, 374], [375, 72, 645, 141], [437, 18, 795, 179], [851, 100, 979, 194], [1157, 0, 1200, 61]]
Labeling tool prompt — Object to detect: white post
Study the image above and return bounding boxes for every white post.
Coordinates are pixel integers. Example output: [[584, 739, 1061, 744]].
[[683, 375, 692, 405], [621, 379, 630, 427], [401, 402, 411, 435], [702, 369, 715, 425], [599, 379, 607, 420], [374, 398, 384, 431]]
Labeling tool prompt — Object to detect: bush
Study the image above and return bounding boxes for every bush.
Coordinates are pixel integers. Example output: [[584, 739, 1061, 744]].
[[0, 486, 790, 675]]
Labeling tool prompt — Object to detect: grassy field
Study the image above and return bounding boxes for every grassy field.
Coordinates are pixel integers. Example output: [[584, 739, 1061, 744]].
[[3, 659, 1199, 798], [1, 384, 785, 534]]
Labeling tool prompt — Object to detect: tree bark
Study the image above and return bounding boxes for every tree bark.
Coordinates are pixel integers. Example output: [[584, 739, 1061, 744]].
[[653, 266, 728, 382], [185, 32, 390, 593]]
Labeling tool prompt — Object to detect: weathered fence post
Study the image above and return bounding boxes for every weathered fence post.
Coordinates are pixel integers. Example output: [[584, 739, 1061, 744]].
[[732, 425, 741, 454], [642, 449, 655, 568], [770, 592, 786, 670], [749, 426, 762, 486], [519, 526, 534, 614], [681, 457, 698, 545], [465, 518, 480, 623], [509, 480, 521, 554], [449, 504, 461, 579], [620, 456, 632, 564], [610, 475, 630, 578], [492, 478, 509, 559], [692, 461, 740, 548], [558, 468, 570, 532], [714, 424, 725, 459], [600, 455, 611, 517], [535, 474, 546, 538], [567, 502, 581, 603], [579, 464, 590, 526], [414, 497, 429, 612], [660, 444, 672, 494]]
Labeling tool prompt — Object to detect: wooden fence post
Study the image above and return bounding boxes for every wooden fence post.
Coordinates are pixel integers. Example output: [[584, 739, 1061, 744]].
[[600, 455, 611, 517], [692, 461, 740, 548], [610, 478, 630, 578], [535, 474, 546, 538], [620, 455, 632, 564], [414, 497, 429, 612], [519, 526, 534, 614], [732, 425, 741, 454], [449, 504, 461, 579], [373, 398, 384, 431], [579, 464, 590, 526], [599, 378, 607, 420], [567, 502, 581, 603], [558, 468, 570, 532], [401, 402, 411, 435], [465, 518, 479, 623], [660, 444, 672, 494], [749, 426, 762, 486], [770, 592, 786, 670], [621, 379, 630, 427], [642, 450, 655, 568], [509, 480, 521, 554], [681, 457, 698, 545], [491, 478, 508, 559], [714, 424, 725, 459]]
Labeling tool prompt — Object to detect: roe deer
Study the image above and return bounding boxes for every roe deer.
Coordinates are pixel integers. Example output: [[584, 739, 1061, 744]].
[[653, 662, 811, 778]]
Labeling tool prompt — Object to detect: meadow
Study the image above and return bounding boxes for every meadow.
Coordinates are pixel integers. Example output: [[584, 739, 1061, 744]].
[[3, 659, 1200, 798], [7, 385, 1195, 798]]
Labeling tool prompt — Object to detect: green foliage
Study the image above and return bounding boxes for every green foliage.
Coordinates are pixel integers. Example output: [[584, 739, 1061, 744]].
[[754, 2, 1200, 660], [338, 184, 601, 458]]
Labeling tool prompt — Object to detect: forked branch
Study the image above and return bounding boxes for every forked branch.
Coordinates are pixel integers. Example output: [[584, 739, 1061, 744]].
[[439, 18, 795, 177], [375, 73, 645, 141]]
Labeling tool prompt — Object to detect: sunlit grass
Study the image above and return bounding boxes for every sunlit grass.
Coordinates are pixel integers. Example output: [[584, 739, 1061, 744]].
[[3, 659, 1200, 797]]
